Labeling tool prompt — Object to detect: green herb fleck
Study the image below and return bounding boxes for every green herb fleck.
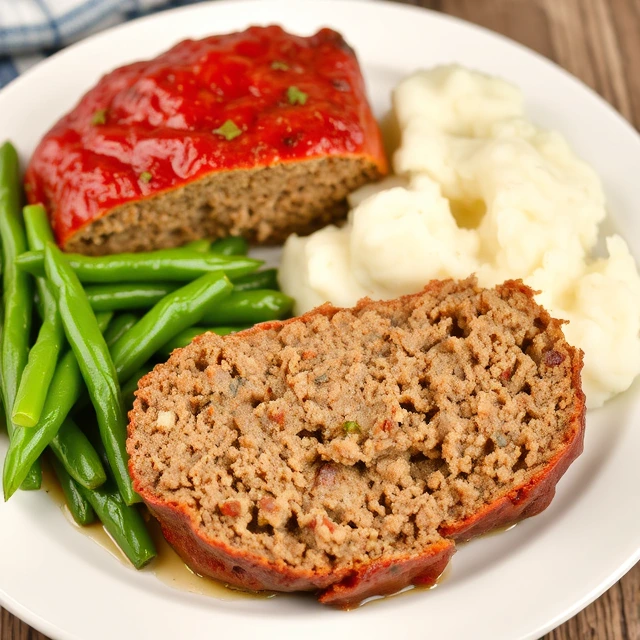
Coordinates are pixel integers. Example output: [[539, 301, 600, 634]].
[[271, 60, 290, 71], [343, 421, 361, 435], [287, 86, 308, 106], [493, 432, 508, 448], [213, 119, 242, 141], [314, 373, 328, 384], [230, 377, 246, 397], [91, 109, 107, 125], [139, 171, 153, 184]]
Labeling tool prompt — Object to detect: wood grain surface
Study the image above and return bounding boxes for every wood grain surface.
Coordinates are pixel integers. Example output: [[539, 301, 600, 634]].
[[2, 0, 639, 638]]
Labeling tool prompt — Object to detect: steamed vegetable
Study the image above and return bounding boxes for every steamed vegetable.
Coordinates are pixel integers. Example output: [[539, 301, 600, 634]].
[[209, 236, 248, 256], [200, 290, 293, 324], [2, 314, 112, 499], [0, 142, 39, 489], [16, 248, 261, 282], [12, 204, 65, 428], [86, 282, 176, 312], [44, 242, 137, 505], [76, 481, 157, 569], [50, 454, 96, 526], [110, 272, 232, 383], [232, 268, 279, 292]]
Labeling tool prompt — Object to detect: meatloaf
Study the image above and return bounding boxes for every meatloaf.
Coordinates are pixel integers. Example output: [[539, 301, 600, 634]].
[[127, 278, 585, 608], [25, 26, 387, 255]]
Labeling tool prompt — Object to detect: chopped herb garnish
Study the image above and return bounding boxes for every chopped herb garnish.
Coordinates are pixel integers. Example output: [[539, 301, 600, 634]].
[[493, 432, 508, 448], [287, 86, 308, 106], [343, 421, 361, 434], [91, 109, 107, 125], [213, 119, 242, 140], [314, 373, 328, 384], [139, 171, 153, 184], [271, 60, 290, 71], [230, 377, 246, 397], [283, 134, 301, 148]]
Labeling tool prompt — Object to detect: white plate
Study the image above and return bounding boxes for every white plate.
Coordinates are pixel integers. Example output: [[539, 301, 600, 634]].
[[1, 1, 639, 639]]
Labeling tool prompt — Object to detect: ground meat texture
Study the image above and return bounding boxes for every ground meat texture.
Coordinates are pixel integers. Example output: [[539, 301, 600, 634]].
[[63, 157, 378, 254], [24, 26, 386, 255], [128, 278, 585, 607]]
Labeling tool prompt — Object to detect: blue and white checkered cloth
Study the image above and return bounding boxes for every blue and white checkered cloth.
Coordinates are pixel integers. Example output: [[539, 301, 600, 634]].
[[0, 0, 206, 88]]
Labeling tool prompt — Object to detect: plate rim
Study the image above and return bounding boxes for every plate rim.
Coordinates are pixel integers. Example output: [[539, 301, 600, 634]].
[[1, 2, 639, 639]]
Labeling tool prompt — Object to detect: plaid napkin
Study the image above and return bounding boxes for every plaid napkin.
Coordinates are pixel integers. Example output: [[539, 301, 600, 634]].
[[0, 0, 205, 88]]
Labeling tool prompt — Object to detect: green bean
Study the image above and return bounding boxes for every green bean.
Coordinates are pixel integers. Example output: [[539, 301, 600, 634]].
[[121, 366, 154, 411], [232, 268, 279, 292], [110, 272, 233, 383], [17, 248, 261, 282], [3, 350, 83, 499], [49, 418, 106, 490], [12, 205, 65, 427], [2, 313, 111, 500], [73, 312, 134, 414], [0, 141, 39, 489], [102, 313, 139, 348], [201, 290, 293, 325], [97, 312, 115, 332], [75, 481, 156, 569], [86, 283, 176, 312], [88, 281, 289, 315], [49, 454, 96, 526], [210, 236, 248, 256], [183, 238, 212, 252], [74, 312, 114, 422], [44, 242, 137, 505], [157, 326, 247, 358]]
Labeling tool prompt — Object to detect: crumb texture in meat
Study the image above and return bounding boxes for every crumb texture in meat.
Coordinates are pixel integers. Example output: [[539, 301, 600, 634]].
[[65, 157, 379, 254], [128, 277, 585, 604]]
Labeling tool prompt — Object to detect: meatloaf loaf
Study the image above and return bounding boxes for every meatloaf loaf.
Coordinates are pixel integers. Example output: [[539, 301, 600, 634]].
[[25, 26, 386, 255], [127, 278, 585, 608]]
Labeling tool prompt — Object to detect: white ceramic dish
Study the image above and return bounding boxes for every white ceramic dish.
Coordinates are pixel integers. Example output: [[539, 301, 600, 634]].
[[1, 1, 639, 639]]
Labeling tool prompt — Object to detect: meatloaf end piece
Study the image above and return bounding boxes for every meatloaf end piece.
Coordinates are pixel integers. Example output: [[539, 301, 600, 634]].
[[127, 278, 585, 608], [25, 26, 387, 255]]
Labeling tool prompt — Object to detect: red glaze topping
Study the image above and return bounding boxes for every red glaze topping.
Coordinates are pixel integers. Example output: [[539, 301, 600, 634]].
[[25, 26, 387, 248]]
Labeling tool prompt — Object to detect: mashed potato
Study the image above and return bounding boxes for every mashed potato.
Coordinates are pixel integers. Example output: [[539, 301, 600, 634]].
[[279, 66, 640, 408]]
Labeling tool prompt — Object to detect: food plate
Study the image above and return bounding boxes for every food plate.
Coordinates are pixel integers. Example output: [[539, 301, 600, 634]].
[[1, 1, 639, 638]]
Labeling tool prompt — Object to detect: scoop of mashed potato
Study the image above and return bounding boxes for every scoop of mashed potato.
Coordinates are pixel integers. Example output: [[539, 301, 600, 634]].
[[279, 66, 640, 408]]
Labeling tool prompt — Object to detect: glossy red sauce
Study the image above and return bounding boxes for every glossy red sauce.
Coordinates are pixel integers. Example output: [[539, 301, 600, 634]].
[[25, 26, 387, 248]]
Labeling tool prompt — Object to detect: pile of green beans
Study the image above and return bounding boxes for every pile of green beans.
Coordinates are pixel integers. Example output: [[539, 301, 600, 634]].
[[0, 140, 293, 570]]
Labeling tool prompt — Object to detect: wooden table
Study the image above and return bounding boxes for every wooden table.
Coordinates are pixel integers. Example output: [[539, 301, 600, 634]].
[[2, 0, 639, 638]]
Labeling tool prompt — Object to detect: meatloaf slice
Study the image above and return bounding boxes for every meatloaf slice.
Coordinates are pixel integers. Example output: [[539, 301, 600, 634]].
[[127, 278, 585, 608], [25, 26, 386, 255]]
